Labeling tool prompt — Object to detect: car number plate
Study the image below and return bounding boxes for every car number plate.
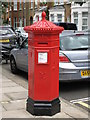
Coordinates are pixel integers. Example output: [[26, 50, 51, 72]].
[[0, 39, 9, 42], [81, 70, 90, 77]]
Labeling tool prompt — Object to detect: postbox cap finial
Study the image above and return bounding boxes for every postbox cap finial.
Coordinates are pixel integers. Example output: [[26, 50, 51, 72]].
[[42, 11, 46, 20]]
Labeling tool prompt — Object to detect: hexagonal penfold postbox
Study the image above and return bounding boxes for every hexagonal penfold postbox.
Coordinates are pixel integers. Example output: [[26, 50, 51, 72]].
[[24, 11, 64, 116]]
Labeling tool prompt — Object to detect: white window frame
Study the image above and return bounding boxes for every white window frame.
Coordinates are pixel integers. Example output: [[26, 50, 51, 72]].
[[82, 12, 88, 30], [14, 0, 17, 11], [9, 3, 11, 11], [24, 18, 26, 26], [19, 17, 22, 27], [36, 15, 39, 22], [19, 0, 22, 10], [51, 14, 54, 22], [73, 12, 78, 28], [57, 14, 62, 22], [31, 0, 33, 9]]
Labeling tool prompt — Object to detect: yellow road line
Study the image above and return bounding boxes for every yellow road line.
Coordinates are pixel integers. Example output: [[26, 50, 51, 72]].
[[77, 101, 90, 109]]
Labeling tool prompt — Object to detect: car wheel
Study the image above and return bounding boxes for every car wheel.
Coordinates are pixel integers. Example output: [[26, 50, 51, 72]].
[[10, 56, 18, 74]]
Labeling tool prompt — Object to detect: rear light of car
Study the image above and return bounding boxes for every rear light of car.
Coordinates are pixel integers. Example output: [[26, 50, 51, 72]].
[[59, 53, 70, 63]]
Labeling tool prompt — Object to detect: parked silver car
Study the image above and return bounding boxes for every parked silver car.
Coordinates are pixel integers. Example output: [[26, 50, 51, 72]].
[[10, 31, 90, 81], [10, 37, 28, 73], [59, 31, 90, 81]]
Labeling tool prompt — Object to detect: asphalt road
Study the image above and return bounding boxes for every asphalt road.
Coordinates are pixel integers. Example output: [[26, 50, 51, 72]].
[[59, 81, 90, 111], [1, 61, 90, 112]]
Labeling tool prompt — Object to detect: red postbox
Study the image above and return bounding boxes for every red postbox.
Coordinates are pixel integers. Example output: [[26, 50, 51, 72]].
[[24, 11, 64, 116]]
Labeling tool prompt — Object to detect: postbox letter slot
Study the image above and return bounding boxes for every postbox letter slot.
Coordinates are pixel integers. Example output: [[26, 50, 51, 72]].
[[38, 42, 48, 45]]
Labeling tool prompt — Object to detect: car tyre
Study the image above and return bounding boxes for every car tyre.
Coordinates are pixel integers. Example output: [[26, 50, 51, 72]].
[[10, 56, 18, 74]]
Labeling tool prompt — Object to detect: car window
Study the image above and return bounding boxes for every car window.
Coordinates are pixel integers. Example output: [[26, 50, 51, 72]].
[[67, 24, 77, 30], [21, 38, 28, 49], [0, 28, 14, 35], [54, 22, 77, 30], [60, 34, 89, 50], [0, 29, 11, 35]]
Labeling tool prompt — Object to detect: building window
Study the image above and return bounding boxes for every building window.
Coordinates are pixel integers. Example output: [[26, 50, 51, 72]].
[[14, 17, 17, 28], [67, 16, 70, 22], [31, 0, 33, 8], [54, 2, 58, 5], [14, 0, 17, 10], [19, 0, 22, 10], [51, 14, 54, 22], [23, 0, 25, 9], [19, 18, 22, 27], [57, 14, 62, 22], [73, 12, 78, 27], [82, 12, 88, 30], [36, 15, 39, 22]]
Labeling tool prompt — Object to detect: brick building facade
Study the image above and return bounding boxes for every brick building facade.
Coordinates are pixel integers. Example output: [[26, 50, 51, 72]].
[[7, 1, 71, 29], [7, 0, 40, 28]]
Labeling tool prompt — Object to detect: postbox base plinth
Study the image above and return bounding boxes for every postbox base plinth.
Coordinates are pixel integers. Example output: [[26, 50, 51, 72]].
[[26, 97, 60, 116]]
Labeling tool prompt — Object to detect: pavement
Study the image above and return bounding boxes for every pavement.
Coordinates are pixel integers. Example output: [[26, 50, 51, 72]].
[[0, 67, 89, 119]]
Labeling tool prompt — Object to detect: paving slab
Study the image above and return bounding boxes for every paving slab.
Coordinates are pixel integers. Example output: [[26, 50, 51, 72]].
[[0, 88, 2, 94], [2, 77, 12, 82], [2, 86, 27, 93], [0, 79, 2, 83], [0, 108, 2, 120], [2, 81, 18, 87], [1, 98, 88, 119], [6, 91, 28, 100], [0, 104, 2, 111], [2, 109, 74, 119], [2, 109, 34, 118], [1, 99, 73, 119], [0, 93, 2, 100], [1, 99, 26, 111], [0, 94, 11, 102], [37, 112, 74, 119], [0, 104, 6, 112]]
